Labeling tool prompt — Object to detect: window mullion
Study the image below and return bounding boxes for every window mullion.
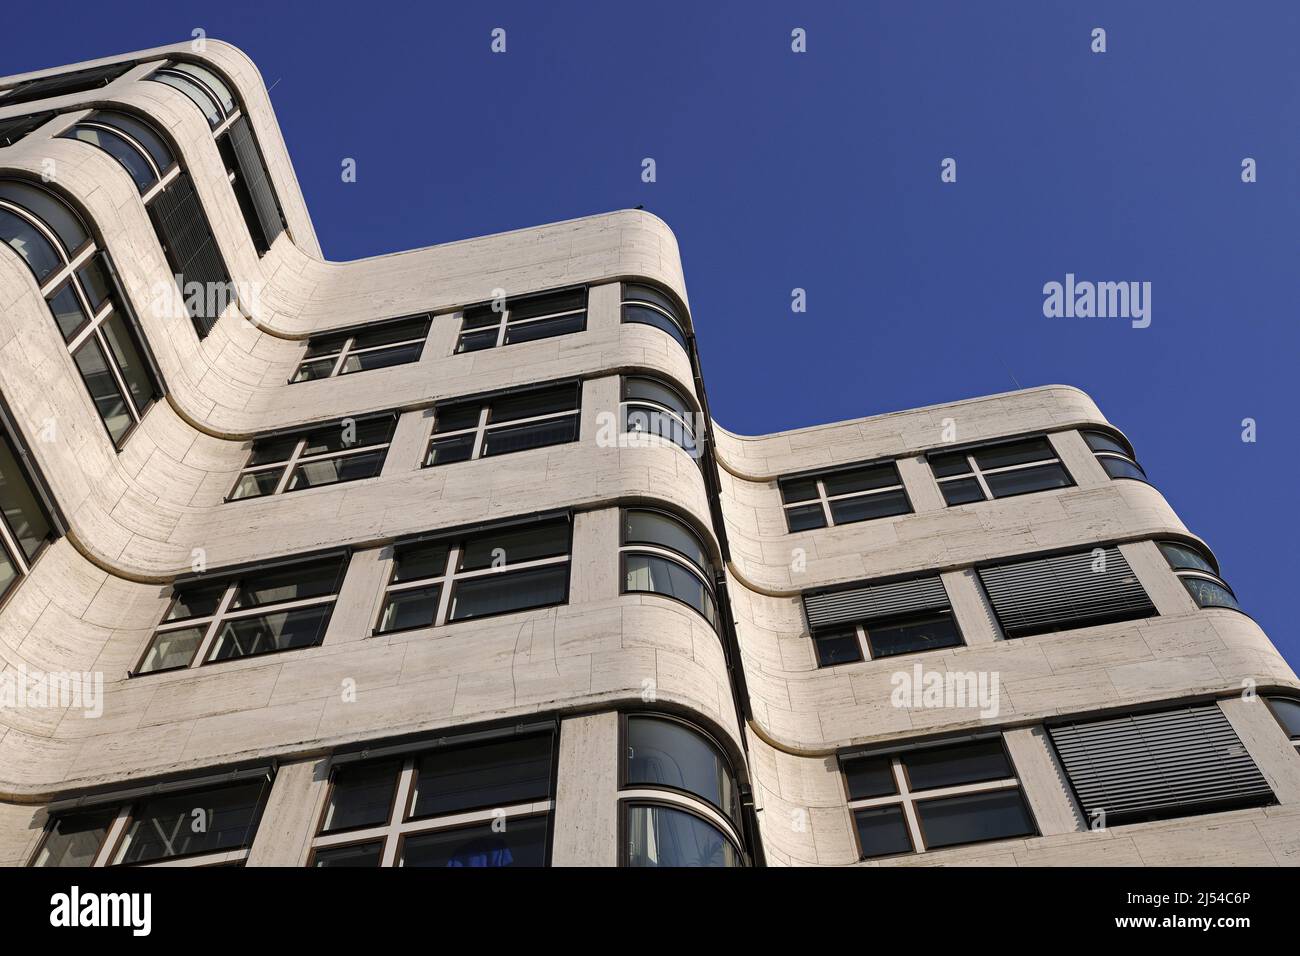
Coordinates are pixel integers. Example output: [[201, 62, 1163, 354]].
[[96, 804, 134, 867], [818, 481, 833, 527], [892, 758, 925, 853], [382, 760, 419, 867], [434, 545, 460, 626], [470, 408, 490, 460], [329, 338, 354, 378], [273, 439, 308, 495], [856, 623, 872, 662], [968, 454, 994, 500], [191, 583, 239, 667]]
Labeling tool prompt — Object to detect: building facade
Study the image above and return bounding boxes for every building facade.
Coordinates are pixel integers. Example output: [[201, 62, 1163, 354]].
[[0, 41, 1296, 868]]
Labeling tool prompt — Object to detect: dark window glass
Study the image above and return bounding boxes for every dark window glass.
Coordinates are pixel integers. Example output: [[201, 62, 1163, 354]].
[[624, 510, 711, 576], [402, 816, 549, 868], [843, 754, 897, 800], [376, 584, 440, 633], [290, 357, 337, 382], [136, 627, 204, 674], [1100, 456, 1147, 481], [0, 548, 16, 599], [313, 842, 383, 867], [939, 477, 985, 505], [101, 313, 159, 410], [92, 110, 175, 171], [1181, 576, 1242, 611], [489, 385, 579, 424], [234, 558, 344, 608], [459, 522, 569, 572], [246, 434, 301, 466], [425, 433, 475, 466], [779, 477, 820, 504], [206, 604, 333, 662], [67, 126, 156, 191], [625, 805, 740, 867], [504, 312, 585, 344], [73, 339, 132, 443], [34, 808, 115, 867], [983, 462, 1071, 498], [341, 341, 423, 374], [352, 317, 430, 350], [228, 469, 281, 500], [785, 504, 826, 531], [322, 760, 400, 833], [627, 717, 738, 821], [165, 582, 226, 621], [433, 401, 482, 434], [411, 736, 553, 818], [865, 612, 962, 658], [822, 465, 900, 496], [902, 739, 1013, 792], [392, 542, 451, 582], [76, 254, 115, 311], [448, 565, 567, 621], [971, 437, 1055, 470], [0, 180, 89, 252], [624, 553, 716, 628], [928, 451, 972, 477], [151, 71, 222, 126], [507, 288, 585, 321], [460, 304, 501, 330], [2, 62, 132, 108], [0, 206, 61, 281], [1159, 542, 1217, 575], [1083, 430, 1132, 457], [622, 303, 688, 349], [455, 328, 498, 353], [288, 450, 386, 491], [813, 629, 863, 666], [299, 418, 394, 457], [120, 780, 266, 863], [0, 435, 52, 562], [47, 283, 87, 339], [829, 488, 911, 524], [625, 377, 692, 419], [853, 805, 913, 859], [915, 789, 1034, 850], [1267, 698, 1300, 740], [481, 416, 577, 457]]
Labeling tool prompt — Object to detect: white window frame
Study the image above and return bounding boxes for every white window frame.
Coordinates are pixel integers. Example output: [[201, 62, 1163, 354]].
[[424, 386, 580, 467], [291, 319, 430, 383], [454, 291, 587, 352], [931, 437, 1069, 504], [780, 463, 909, 530], [229, 417, 396, 500]]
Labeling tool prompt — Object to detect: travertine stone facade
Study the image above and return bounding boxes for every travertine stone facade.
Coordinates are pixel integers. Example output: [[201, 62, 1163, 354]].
[[0, 41, 1295, 868]]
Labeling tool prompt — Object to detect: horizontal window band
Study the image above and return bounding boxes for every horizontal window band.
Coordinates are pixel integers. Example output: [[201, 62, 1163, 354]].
[[804, 575, 951, 630], [391, 509, 573, 552], [45, 762, 275, 815], [433, 377, 582, 411], [248, 410, 399, 444], [328, 719, 559, 766], [171, 546, 352, 589]]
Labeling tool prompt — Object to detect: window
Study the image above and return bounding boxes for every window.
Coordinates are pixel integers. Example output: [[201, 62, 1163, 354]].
[[620, 509, 718, 630], [621, 283, 689, 351], [779, 461, 911, 532], [1049, 703, 1275, 826], [454, 287, 587, 353], [928, 436, 1072, 505], [0, 111, 55, 147], [290, 316, 430, 382], [841, 737, 1035, 859], [424, 382, 580, 467], [60, 110, 178, 196], [0, 420, 58, 603], [376, 518, 571, 633], [625, 716, 739, 823], [977, 545, 1156, 638], [0, 62, 134, 108], [32, 774, 272, 867], [803, 575, 962, 667], [0, 179, 162, 447], [1082, 429, 1147, 482], [135, 554, 348, 673], [147, 62, 236, 129], [1265, 698, 1300, 753], [622, 375, 701, 460], [624, 804, 742, 867], [310, 732, 555, 867], [1159, 540, 1242, 612], [229, 415, 396, 500]]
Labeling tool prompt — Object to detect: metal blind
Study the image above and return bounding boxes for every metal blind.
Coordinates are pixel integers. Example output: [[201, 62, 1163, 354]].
[[1049, 704, 1274, 823], [804, 575, 949, 630], [978, 546, 1154, 637], [228, 116, 285, 248], [148, 171, 231, 337]]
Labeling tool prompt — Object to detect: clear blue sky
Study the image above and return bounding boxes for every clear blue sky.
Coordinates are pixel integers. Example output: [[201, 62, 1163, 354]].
[[7, 1, 1298, 668]]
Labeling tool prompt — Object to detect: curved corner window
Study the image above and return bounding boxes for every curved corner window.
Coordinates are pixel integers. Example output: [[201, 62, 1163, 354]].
[[1265, 698, 1300, 752], [1083, 429, 1148, 482], [626, 715, 739, 822], [1158, 540, 1242, 612], [621, 283, 689, 351], [621, 375, 701, 461], [624, 804, 742, 867], [0, 181, 161, 448], [60, 111, 178, 196], [0, 420, 58, 604], [621, 509, 717, 630]]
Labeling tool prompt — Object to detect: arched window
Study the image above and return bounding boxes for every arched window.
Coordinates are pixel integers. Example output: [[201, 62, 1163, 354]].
[[0, 179, 161, 447], [621, 282, 690, 352], [1082, 429, 1148, 482], [1158, 540, 1242, 612], [620, 509, 718, 630], [621, 375, 701, 461]]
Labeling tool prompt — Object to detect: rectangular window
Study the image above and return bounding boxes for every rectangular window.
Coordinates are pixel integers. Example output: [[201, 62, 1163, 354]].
[[424, 382, 580, 467], [977, 545, 1156, 638], [31, 774, 272, 867], [928, 435, 1072, 505], [290, 316, 431, 383], [779, 461, 911, 532], [1048, 703, 1275, 826], [229, 414, 397, 500], [454, 287, 587, 353], [135, 554, 348, 673], [841, 737, 1034, 860], [803, 574, 961, 666], [376, 518, 571, 633], [309, 732, 555, 867]]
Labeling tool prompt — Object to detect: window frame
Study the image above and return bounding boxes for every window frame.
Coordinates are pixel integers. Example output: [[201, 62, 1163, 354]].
[[619, 507, 719, 631], [812, 607, 965, 668], [620, 374, 703, 461], [778, 460, 913, 532], [227, 413, 398, 501], [373, 518, 573, 635], [618, 712, 742, 827], [132, 552, 349, 676], [60, 111, 182, 201], [0, 414, 60, 607], [308, 731, 557, 867], [1158, 540, 1244, 614], [620, 282, 690, 351], [423, 381, 581, 468], [1081, 428, 1148, 483], [453, 286, 588, 354], [928, 434, 1074, 506], [289, 315, 431, 383], [840, 735, 1037, 861], [1264, 697, 1300, 753]]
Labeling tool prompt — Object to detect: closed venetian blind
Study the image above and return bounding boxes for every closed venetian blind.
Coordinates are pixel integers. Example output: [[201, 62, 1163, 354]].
[[228, 116, 285, 249], [148, 171, 231, 336], [977, 546, 1155, 637], [804, 575, 949, 630], [1048, 704, 1274, 824]]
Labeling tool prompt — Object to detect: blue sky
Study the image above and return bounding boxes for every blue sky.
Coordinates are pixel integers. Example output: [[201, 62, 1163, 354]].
[[7, 1, 1298, 667]]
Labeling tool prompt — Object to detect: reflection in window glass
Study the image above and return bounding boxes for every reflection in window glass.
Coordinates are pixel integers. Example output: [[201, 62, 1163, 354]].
[[33, 808, 115, 867], [624, 805, 740, 867], [627, 717, 738, 821], [402, 816, 549, 867]]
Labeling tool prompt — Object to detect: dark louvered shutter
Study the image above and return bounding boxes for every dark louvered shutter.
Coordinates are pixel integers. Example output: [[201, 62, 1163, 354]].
[[804, 575, 949, 630], [1049, 704, 1274, 824], [977, 546, 1155, 638], [148, 172, 231, 337], [228, 116, 285, 248]]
